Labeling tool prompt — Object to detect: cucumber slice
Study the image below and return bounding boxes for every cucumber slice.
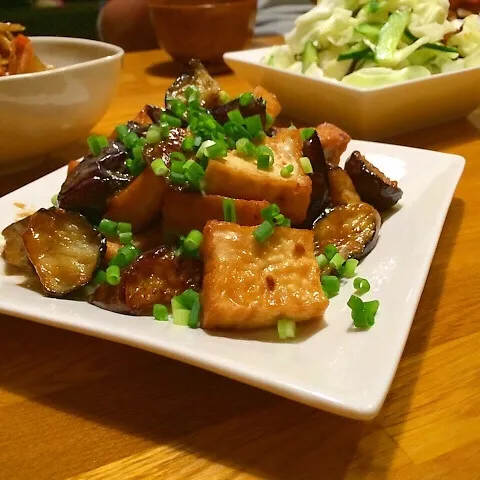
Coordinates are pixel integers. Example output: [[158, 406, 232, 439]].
[[355, 23, 382, 40], [338, 46, 374, 61], [423, 43, 459, 54], [376, 10, 410, 67], [301, 41, 318, 73]]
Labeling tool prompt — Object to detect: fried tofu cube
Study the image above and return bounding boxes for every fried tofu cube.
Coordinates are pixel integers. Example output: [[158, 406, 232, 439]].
[[204, 130, 311, 224], [201, 221, 328, 330], [316, 123, 351, 167], [162, 190, 268, 235]]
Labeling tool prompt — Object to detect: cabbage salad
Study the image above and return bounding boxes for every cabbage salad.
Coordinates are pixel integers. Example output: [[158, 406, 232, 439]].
[[263, 0, 480, 88]]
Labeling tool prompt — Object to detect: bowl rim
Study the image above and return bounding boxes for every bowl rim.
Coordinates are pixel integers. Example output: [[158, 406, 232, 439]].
[[0, 36, 124, 84], [224, 46, 480, 94], [148, 0, 256, 8]]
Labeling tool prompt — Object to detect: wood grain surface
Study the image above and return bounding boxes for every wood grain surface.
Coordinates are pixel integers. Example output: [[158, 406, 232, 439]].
[[0, 42, 479, 480]]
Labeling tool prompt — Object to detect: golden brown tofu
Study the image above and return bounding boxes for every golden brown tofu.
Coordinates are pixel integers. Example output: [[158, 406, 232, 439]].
[[202, 221, 328, 330], [204, 131, 311, 224], [162, 190, 268, 235], [328, 167, 361, 206], [316, 123, 351, 167]]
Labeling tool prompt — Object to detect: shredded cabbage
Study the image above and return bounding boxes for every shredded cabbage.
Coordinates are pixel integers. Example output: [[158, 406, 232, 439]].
[[448, 15, 480, 58], [342, 65, 431, 87]]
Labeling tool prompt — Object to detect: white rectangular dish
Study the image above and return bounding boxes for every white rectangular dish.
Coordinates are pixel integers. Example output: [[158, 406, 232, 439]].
[[0, 140, 464, 420], [224, 47, 480, 140]]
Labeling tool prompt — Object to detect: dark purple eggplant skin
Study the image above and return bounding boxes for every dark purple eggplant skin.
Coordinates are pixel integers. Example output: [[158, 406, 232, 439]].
[[144, 104, 164, 124], [211, 97, 267, 128], [345, 151, 403, 212], [58, 141, 132, 223], [297, 131, 331, 229]]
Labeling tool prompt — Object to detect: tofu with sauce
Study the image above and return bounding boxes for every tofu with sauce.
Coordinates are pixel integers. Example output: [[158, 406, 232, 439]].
[[201, 221, 328, 330], [316, 122, 351, 167], [204, 129, 311, 224]]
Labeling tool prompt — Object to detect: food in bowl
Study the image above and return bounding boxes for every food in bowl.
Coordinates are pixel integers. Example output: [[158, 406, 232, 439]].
[[0, 23, 52, 76], [2, 60, 403, 338], [263, 0, 480, 88]]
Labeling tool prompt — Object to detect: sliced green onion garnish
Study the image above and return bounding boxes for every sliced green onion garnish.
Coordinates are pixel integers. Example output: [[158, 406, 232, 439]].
[[106, 265, 121, 285], [171, 296, 190, 325], [324, 244, 338, 261], [110, 244, 140, 268], [146, 126, 161, 144], [265, 113, 274, 130], [196, 139, 216, 158], [300, 156, 313, 174], [277, 319, 296, 340], [123, 131, 139, 149], [178, 289, 200, 310], [321, 275, 340, 299], [239, 92, 254, 106], [161, 113, 182, 128], [153, 304, 169, 321], [170, 172, 187, 184], [347, 295, 378, 329], [125, 158, 145, 176], [316, 254, 328, 269], [132, 145, 144, 162], [169, 98, 187, 118], [184, 161, 205, 190], [236, 137, 256, 157], [182, 136, 195, 152], [170, 151, 187, 163], [115, 124, 129, 140], [280, 164, 294, 178], [340, 258, 359, 278], [151, 158, 169, 177], [188, 298, 201, 329], [257, 154, 270, 170], [98, 218, 118, 238], [160, 122, 170, 139], [300, 128, 315, 142], [119, 232, 133, 245], [93, 269, 107, 285], [330, 253, 345, 271], [183, 229, 203, 252], [87, 135, 108, 156], [223, 198, 237, 223], [245, 115, 263, 136], [227, 109, 244, 125], [219, 90, 230, 104], [171, 160, 186, 174], [51, 193, 58, 207], [185, 85, 199, 103], [206, 141, 227, 159], [117, 222, 132, 234], [354, 277, 371, 295], [272, 214, 285, 226], [253, 220, 274, 243], [261, 203, 280, 222]]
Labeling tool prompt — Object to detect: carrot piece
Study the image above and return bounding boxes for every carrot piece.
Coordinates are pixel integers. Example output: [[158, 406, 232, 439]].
[[104, 167, 167, 232], [253, 85, 282, 120]]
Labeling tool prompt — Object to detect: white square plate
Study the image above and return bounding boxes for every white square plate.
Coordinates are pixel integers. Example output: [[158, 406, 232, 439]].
[[224, 47, 480, 140], [0, 141, 464, 420]]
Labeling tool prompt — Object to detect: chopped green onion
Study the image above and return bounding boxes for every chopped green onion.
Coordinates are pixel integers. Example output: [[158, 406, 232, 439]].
[[98, 219, 118, 238], [280, 164, 294, 178], [300, 156, 313, 174], [339, 258, 359, 278], [87, 135, 109, 156], [368, 0, 380, 13], [348, 295, 378, 329], [160, 122, 170, 139], [93, 269, 107, 285], [183, 230, 203, 252], [182, 136, 195, 152], [170, 172, 187, 184], [51, 193, 58, 207], [261, 203, 280, 222], [324, 244, 338, 261], [171, 296, 190, 326], [132, 145, 144, 162], [239, 92, 254, 106], [257, 154, 270, 170], [188, 298, 201, 328], [178, 289, 200, 310], [184, 161, 205, 189], [115, 124, 129, 140], [236, 137, 256, 157], [146, 126, 161, 144], [347, 294, 363, 312], [106, 265, 121, 285], [119, 232, 133, 245], [110, 244, 140, 268], [227, 109, 244, 125], [153, 304, 169, 321], [161, 113, 182, 128], [316, 254, 328, 269], [170, 151, 187, 163], [196, 140, 216, 158], [223, 198, 237, 223], [253, 220, 274, 243], [301, 128, 315, 142], [151, 158, 169, 177], [117, 221, 131, 234], [265, 113, 274, 130], [204, 118, 218, 131], [330, 253, 345, 271], [123, 131, 139, 149], [171, 160, 186, 174], [169, 98, 187, 118], [321, 275, 340, 299], [277, 319, 296, 340], [354, 277, 371, 295], [219, 90, 230, 104], [206, 141, 227, 159], [125, 158, 145, 176], [244, 115, 263, 136], [185, 85, 199, 103]]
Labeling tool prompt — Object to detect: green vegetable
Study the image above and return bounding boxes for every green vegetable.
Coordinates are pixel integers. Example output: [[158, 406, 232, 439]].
[[177, 289, 200, 310], [151, 158, 169, 177], [146, 126, 161, 144], [324, 244, 338, 261], [339, 258, 359, 278], [338, 45, 373, 61], [277, 318, 296, 340], [253, 220, 275, 243], [87, 135, 109, 156], [280, 164, 294, 178], [188, 298, 201, 328], [348, 295, 379, 329], [236, 138, 257, 157], [239, 92, 254, 106], [376, 10, 410, 67], [300, 157, 313, 174], [98, 219, 118, 238], [354, 277, 371, 295], [153, 304, 169, 321], [316, 254, 328, 269], [93, 269, 107, 285], [329, 253, 345, 271], [300, 128, 315, 142], [321, 275, 340, 299], [355, 23, 382, 40], [223, 198, 237, 223], [227, 109, 244, 125], [106, 265, 121, 285], [301, 41, 318, 73]]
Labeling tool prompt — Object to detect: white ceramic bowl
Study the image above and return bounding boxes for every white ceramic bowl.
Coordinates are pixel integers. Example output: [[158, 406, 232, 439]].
[[224, 47, 480, 140], [0, 37, 124, 173]]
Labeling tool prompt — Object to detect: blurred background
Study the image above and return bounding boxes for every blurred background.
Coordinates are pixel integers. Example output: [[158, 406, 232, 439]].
[[0, 0, 99, 40]]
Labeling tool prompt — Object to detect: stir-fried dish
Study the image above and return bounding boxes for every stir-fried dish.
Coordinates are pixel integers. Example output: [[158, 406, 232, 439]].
[[0, 23, 51, 77], [1, 60, 403, 338], [263, 0, 480, 88]]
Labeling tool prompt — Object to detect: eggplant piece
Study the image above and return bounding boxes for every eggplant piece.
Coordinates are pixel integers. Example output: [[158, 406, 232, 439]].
[[314, 203, 381, 260], [345, 151, 403, 212], [328, 167, 361, 206], [297, 130, 330, 229], [211, 96, 267, 129], [122, 245, 202, 315], [22, 208, 105, 297], [58, 141, 132, 223], [143, 127, 187, 167], [166, 59, 221, 109], [1, 216, 32, 270], [90, 283, 131, 315]]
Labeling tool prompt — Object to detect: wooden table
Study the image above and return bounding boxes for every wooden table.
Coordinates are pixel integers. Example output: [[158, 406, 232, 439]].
[[1, 46, 479, 480]]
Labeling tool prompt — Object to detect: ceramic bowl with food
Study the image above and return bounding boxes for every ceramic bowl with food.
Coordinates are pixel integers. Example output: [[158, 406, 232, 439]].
[[0, 36, 124, 172], [148, 0, 257, 66]]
